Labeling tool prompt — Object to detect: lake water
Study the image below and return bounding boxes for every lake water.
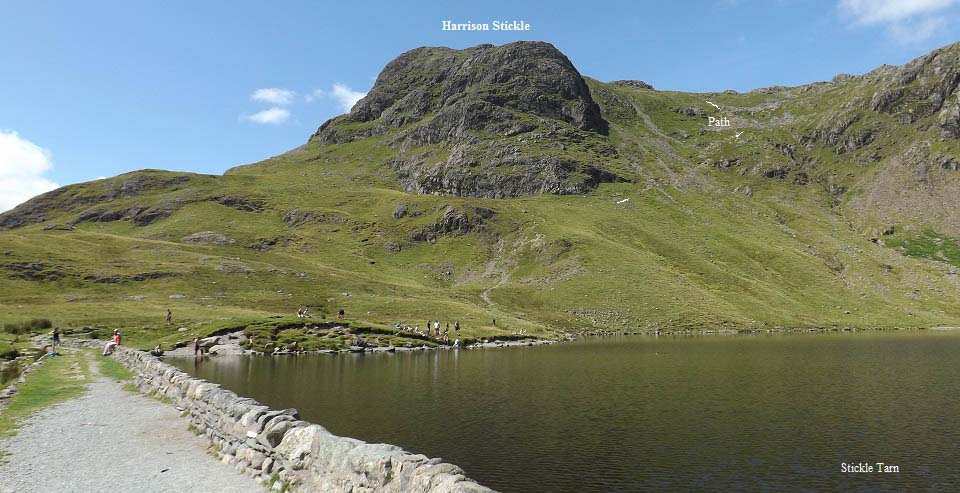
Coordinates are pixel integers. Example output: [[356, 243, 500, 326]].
[[172, 331, 960, 491]]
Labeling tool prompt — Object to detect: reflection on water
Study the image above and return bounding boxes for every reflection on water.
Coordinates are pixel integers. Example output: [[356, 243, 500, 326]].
[[173, 331, 960, 492]]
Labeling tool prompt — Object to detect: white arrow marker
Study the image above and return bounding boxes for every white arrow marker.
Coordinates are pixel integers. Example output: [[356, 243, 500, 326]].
[[735, 131, 744, 139], [616, 198, 630, 204], [706, 101, 721, 110]]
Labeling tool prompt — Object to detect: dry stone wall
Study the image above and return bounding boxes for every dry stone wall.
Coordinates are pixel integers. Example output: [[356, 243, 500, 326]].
[[70, 340, 493, 492]]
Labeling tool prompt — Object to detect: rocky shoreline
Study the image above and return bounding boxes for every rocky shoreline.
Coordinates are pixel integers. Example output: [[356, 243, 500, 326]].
[[163, 329, 567, 359], [158, 324, 933, 361]]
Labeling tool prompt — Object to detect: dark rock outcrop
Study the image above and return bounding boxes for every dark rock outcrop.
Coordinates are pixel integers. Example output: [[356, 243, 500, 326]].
[[282, 209, 349, 227], [0, 170, 206, 230], [676, 107, 706, 117], [410, 205, 495, 242], [862, 42, 960, 127], [181, 231, 236, 246], [1, 262, 66, 281], [311, 41, 622, 198], [214, 196, 266, 212], [383, 242, 401, 253], [609, 80, 654, 90], [319, 41, 607, 138]]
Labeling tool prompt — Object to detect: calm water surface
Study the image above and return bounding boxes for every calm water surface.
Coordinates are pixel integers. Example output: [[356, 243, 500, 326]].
[[172, 331, 960, 491]]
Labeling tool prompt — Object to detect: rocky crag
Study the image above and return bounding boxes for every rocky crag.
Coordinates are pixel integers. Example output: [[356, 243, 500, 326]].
[[313, 41, 620, 198]]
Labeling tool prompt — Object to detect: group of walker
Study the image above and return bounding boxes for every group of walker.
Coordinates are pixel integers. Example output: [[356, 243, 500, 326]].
[[43, 326, 120, 356], [395, 320, 462, 346], [296, 306, 346, 320]]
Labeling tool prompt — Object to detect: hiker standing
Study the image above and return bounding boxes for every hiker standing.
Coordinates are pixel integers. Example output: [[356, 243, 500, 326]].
[[338, 309, 345, 320], [165, 308, 172, 325], [193, 337, 202, 358], [454, 320, 460, 335], [434, 321, 440, 336], [51, 327, 61, 354]]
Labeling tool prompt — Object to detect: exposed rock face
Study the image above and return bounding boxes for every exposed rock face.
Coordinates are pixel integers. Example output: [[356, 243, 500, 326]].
[[388, 153, 620, 198], [609, 80, 654, 90], [676, 107, 706, 117], [215, 196, 266, 212], [862, 42, 960, 126], [384, 242, 401, 253], [0, 170, 214, 229], [941, 97, 960, 138], [181, 231, 236, 246], [323, 41, 607, 137], [312, 41, 621, 198], [410, 205, 495, 242], [282, 209, 349, 227], [1, 262, 66, 281]]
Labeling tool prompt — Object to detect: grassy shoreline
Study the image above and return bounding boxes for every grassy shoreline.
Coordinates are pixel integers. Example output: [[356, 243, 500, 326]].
[[0, 350, 92, 439]]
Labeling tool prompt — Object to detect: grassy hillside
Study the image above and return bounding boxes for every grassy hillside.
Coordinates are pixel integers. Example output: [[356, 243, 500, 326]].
[[2, 41, 960, 352]]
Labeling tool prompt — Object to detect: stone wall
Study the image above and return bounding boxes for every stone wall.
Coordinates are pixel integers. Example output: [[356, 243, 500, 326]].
[[71, 340, 493, 492]]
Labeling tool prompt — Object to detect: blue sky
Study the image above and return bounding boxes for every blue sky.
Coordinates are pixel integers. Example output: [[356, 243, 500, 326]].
[[1, 0, 959, 210]]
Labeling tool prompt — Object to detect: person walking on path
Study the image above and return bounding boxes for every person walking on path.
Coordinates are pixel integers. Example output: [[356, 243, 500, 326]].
[[165, 308, 172, 325]]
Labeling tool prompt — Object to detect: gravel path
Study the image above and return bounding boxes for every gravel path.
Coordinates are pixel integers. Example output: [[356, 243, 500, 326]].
[[0, 372, 261, 493]]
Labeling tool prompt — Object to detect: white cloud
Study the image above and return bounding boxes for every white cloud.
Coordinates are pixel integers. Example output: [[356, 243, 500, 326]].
[[330, 83, 366, 113], [242, 107, 291, 125], [839, 0, 959, 42], [304, 88, 325, 103], [251, 88, 296, 106], [304, 84, 366, 112], [0, 130, 60, 212], [840, 0, 958, 24], [888, 16, 947, 43]]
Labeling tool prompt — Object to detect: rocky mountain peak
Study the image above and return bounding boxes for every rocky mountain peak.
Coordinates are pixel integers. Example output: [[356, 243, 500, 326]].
[[311, 41, 620, 198], [320, 41, 607, 140], [862, 42, 960, 135]]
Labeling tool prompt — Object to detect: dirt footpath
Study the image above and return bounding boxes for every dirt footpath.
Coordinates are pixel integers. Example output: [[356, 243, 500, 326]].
[[0, 375, 260, 492]]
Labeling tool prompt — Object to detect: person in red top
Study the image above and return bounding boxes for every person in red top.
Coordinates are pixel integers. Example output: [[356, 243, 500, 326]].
[[103, 329, 121, 356]]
